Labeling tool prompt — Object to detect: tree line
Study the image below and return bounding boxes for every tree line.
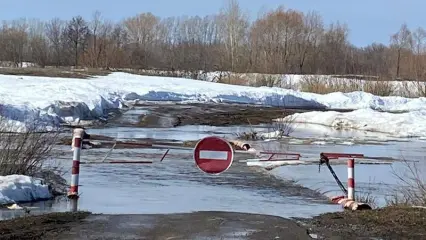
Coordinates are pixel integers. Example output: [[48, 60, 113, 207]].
[[0, 0, 424, 80]]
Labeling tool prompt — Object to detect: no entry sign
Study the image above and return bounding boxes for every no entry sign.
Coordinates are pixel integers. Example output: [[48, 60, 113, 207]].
[[193, 136, 234, 174]]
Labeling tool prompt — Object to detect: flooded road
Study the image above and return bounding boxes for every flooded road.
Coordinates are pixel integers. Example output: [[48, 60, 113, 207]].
[[1, 104, 425, 222]]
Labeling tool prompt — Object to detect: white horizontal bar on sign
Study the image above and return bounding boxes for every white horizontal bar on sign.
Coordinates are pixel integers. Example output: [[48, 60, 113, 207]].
[[199, 150, 229, 160]]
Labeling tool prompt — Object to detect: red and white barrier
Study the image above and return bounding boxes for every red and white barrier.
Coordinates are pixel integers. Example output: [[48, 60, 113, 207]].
[[331, 195, 371, 210], [322, 153, 372, 211], [68, 128, 84, 199], [80, 160, 153, 164], [240, 152, 301, 162], [348, 158, 355, 200]]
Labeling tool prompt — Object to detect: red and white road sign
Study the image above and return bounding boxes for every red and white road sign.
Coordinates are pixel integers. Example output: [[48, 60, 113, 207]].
[[193, 136, 234, 174]]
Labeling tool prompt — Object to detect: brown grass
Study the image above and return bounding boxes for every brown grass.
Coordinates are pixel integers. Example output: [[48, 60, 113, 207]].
[[386, 158, 426, 207], [299, 75, 362, 94], [118, 68, 204, 80], [252, 75, 280, 87], [308, 206, 426, 239], [216, 74, 248, 86], [363, 77, 395, 96], [235, 112, 297, 141], [356, 191, 378, 209], [299, 75, 401, 96], [0, 117, 60, 176], [0, 67, 111, 79]]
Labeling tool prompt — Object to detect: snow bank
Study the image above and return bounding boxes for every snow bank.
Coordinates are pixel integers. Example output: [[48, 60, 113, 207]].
[[277, 109, 426, 138], [0, 175, 52, 205], [1, 72, 426, 131]]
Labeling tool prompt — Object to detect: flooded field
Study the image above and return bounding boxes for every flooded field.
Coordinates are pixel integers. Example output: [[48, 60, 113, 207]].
[[1, 103, 425, 222]]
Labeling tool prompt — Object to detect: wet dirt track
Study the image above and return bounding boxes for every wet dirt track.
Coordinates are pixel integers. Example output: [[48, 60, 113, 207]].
[[54, 211, 312, 240]]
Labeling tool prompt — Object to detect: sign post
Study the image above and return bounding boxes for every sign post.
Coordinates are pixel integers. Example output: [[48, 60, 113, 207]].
[[193, 136, 234, 174]]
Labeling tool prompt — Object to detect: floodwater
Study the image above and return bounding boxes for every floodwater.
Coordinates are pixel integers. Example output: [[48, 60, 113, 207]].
[[86, 122, 426, 210], [1, 109, 425, 221]]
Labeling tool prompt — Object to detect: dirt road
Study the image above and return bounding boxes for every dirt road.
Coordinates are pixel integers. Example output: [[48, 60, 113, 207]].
[[2, 206, 425, 239], [0, 211, 313, 240]]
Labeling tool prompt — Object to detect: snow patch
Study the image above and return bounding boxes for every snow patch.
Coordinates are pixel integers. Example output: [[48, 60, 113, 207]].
[[0, 175, 52, 205], [1, 72, 426, 133], [278, 109, 426, 138]]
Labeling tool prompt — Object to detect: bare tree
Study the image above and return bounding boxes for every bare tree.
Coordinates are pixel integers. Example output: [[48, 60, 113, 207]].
[[45, 18, 66, 66], [390, 24, 413, 78], [0, 19, 28, 67], [320, 22, 350, 74], [84, 11, 114, 68], [295, 11, 323, 73], [65, 16, 90, 67], [124, 12, 160, 68], [28, 19, 49, 67], [250, 7, 304, 73], [105, 23, 128, 68], [218, 0, 249, 72]]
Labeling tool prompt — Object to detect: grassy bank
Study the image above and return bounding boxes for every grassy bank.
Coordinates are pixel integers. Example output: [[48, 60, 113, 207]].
[[0, 212, 90, 240], [302, 206, 426, 239]]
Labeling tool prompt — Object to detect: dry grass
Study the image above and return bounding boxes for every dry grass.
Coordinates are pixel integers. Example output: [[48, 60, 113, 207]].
[[299, 75, 362, 94], [268, 113, 297, 139], [0, 117, 60, 177], [385, 158, 426, 207], [235, 112, 297, 141], [253, 75, 281, 87], [356, 191, 378, 209], [234, 131, 263, 141], [118, 68, 205, 80], [234, 118, 264, 141], [0, 67, 111, 79], [363, 78, 396, 96], [216, 74, 247, 86]]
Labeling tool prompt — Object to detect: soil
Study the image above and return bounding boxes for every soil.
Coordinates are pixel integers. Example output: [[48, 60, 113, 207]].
[[130, 102, 336, 127], [0, 211, 313, 240], [0, 67, 110, 79], [299, 206, 426, 239], [2, 207, 425, 239], [0, 212, 90, 240]]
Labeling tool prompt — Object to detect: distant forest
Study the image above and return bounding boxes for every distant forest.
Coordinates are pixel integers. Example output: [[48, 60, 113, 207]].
[[0, 0, 423, 80]]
